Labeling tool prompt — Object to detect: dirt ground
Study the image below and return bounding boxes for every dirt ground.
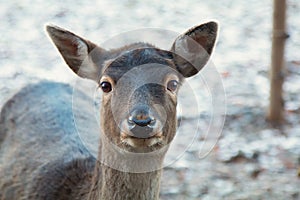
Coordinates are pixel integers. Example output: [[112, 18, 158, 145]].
[[1, 0, 299, 199]]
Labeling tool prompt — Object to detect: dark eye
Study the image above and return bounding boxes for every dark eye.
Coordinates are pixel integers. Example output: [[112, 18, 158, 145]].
[[167, 80, 178, 92], [100, 81, 112, 93]]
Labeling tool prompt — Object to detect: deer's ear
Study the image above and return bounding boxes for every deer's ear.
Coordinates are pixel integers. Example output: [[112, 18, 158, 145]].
[[171, 22, 218, 77], [46, 24, 106, 81]]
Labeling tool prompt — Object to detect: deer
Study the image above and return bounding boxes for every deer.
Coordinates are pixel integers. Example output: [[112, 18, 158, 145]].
[[0, 21, 218, 200]]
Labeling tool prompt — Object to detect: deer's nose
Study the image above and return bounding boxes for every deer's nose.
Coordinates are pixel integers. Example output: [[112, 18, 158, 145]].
[[128, 105, 156, 127], [131, 117, 152, 127]]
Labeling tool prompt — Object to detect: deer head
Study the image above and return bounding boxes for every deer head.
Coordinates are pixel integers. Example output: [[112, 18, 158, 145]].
[[46, 22, 218, 154]]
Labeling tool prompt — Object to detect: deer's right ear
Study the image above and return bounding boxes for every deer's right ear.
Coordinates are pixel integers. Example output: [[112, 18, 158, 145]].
[[46, 25, 107, 82]]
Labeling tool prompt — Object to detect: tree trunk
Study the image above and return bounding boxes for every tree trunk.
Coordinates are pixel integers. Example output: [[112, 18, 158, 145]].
[[268, 0, 287, 123]]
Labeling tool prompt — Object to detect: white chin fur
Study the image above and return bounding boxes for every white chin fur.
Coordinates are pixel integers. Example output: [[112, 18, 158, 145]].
[[121, 136, 163, 148]]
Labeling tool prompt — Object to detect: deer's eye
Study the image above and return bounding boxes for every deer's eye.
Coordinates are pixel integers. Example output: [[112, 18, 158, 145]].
[[100, 81, 112, 93], [167, 80, 178, 92]]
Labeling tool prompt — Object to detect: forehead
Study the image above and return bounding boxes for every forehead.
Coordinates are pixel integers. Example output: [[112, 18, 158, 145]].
[[102, 48, 178, 81]]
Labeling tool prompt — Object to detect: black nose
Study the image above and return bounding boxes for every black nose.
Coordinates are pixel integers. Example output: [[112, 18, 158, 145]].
[[132, 117, 152, 126], [128, 105, 155, 127]]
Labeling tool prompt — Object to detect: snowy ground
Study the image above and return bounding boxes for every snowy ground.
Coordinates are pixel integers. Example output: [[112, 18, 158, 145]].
[[1, 0, 300, 199]]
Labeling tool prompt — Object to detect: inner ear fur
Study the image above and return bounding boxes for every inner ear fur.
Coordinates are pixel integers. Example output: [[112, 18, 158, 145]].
[[46, 24, 107, 81]]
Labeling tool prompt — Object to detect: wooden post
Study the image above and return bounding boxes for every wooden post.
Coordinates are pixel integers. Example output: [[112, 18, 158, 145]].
[[268, 0, 287, 123]]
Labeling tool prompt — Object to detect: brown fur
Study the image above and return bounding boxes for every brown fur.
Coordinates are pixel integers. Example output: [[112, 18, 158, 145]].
[[0, 22, 218, 199]]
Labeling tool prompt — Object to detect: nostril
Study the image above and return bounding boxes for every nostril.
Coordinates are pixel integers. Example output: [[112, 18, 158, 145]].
[[149, 118, 156, 126], [128, 116, 134, 125]]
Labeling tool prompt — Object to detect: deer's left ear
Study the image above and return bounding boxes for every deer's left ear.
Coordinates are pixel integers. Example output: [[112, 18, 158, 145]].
[[171, 22, 218, 77]]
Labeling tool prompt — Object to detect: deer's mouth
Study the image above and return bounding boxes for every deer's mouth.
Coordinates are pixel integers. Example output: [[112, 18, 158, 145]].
[[120, 130, 164, 146], [118, 110, 166, 151]]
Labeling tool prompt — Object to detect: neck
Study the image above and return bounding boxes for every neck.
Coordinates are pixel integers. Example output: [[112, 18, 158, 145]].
[[101, 165, 161, 199], [88, 137, 166, 200]]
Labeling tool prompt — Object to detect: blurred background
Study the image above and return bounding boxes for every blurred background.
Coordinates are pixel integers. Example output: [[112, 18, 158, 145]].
[[0, 0, 299, 199]]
